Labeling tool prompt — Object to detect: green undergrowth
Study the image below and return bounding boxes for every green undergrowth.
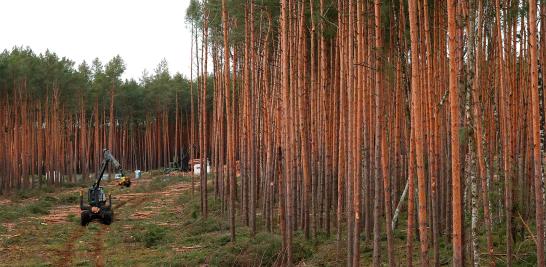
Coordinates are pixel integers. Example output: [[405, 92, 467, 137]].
[[8, 180, 89, 200], [2, 174, 541, 266], [0, 191, 83, 223], [134, 223, 169, 248], [0, 180, 92, 223], [135, 175, 193, 193], [167, 183, 539, 266], [0, 174, 190, 224], [153, 186, 333, 266]]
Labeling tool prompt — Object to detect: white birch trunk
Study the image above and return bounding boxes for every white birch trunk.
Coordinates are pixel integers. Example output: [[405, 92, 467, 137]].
[[392, 178, 409, 231]]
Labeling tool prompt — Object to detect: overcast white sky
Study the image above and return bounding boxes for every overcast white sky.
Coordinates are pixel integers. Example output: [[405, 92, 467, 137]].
[[0, 0, 195, 81]]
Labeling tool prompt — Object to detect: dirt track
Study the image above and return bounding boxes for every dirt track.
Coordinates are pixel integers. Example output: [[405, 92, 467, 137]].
[[1, 175, 191, 266], [91, 224, 107, 267], [58, 180, 152, 266], [53, 192, 139, 267]]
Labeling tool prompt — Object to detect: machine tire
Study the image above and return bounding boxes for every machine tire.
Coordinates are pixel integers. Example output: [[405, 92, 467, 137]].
[[102, 210, 113, 225], [80, 210, 91, 226]]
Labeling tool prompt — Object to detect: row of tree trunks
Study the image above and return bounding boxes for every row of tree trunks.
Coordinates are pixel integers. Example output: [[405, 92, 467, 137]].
[[0, 82, 192, 193], [193, 0, 546, 265]]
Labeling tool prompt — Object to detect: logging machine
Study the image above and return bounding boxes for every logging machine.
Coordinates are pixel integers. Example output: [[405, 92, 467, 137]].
[[79, 149, 130, 226]]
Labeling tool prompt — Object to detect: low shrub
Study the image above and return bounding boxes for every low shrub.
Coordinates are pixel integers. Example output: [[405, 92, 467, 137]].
[[59, 194, 79, 204], [135, 224, 167, 248], [26, 195, 58, 215]]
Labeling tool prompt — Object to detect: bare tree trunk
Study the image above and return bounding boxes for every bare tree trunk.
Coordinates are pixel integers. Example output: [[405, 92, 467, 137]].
[[201, 11, 209, 219], [408, 0, 429, 265], [528, 1, 545, 265], [280, 0, 293, 264], [221, 0, 235, 241], [447, 0, 462, 265]]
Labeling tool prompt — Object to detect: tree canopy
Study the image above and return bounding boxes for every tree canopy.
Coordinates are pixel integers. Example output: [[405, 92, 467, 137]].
[[0, 46, 206, 120]]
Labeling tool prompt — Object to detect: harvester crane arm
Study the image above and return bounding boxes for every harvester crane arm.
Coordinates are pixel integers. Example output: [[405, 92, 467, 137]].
[[93, 149, 124, 190]]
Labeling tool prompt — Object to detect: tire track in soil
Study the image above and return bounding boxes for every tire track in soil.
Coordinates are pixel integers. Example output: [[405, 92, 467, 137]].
[[73, 179, 189, 266], [92, 224, 108, 267], [55, 191, 138, 266], [85, 196, 136, 267], [114, 196, 137, 210], [56, 226, 85, 267], [52, 179, 150, 266], [88, 186, 146, 266], [126, 195, 150, 209]]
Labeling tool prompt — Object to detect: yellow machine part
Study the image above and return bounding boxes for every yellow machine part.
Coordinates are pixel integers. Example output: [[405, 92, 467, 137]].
[[117, 176, 131, 187]]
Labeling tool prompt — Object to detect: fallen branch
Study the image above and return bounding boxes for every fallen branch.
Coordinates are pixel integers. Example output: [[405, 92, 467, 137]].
[[179, 245, 204, 249], [517, 211, 537, 246], [173, 245, 205, 252]]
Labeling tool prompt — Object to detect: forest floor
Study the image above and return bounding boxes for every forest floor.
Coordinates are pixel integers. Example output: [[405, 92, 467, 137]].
[[0, 173, 538, 266]]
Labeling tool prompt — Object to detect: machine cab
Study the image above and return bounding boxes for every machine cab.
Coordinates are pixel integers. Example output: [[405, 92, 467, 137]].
[[88, 187, 107, 206]]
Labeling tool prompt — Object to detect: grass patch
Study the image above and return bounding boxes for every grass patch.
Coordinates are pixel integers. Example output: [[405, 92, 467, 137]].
[[58, 194, 79, 205], [87, 223, 100, 231], [26, 195, 58, 214], [67, 213, 78, 223], [26, 202, 50, 215], [246, 232, 283, 265], [292, 232, 315, 262], [13, 187, 54, 200], [1, 193, 84, 223], [134, 223, 168, 248], [0, 183, 87, 223], [7, 174, 542, 266], [8, 181, 86, 202], [187, 218, 227, 236], [0, 207, 25, 222], [136, 175, 190, 193]]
